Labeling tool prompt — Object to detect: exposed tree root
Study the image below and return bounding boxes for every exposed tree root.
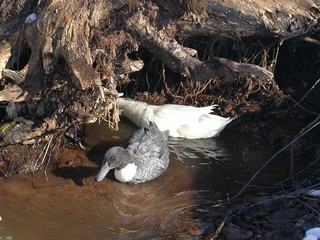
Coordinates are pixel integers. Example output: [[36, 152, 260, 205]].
[[126, 10, 274, 83]]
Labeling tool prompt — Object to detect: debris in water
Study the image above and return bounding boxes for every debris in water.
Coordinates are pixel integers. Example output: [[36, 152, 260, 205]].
[[25, 13, 37, 24], [308, 190, 320, 197], [304, 227, 320, 240], [303, 235, 317, 240]]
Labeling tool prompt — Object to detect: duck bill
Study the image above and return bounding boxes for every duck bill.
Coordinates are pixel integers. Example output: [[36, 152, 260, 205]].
[[95, 164, 111, 181]]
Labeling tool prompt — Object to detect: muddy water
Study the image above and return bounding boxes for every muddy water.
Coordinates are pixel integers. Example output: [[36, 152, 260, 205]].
[[0, 121, 289, 239]]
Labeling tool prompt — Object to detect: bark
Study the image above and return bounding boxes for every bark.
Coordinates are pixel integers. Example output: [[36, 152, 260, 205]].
[[176, 0, 320, 38]]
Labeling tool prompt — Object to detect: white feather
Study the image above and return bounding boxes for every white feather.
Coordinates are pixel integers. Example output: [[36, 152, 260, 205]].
[[114, 163, 137, 183]]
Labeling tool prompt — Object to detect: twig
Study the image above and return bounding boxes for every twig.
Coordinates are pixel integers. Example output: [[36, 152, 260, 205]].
[[198, 79, 213, 94], [41, 135, 54, 181], [231, 178, 281, 189], [275, 156, 320, 185], [161, 63, 182, 99], [32, 144, 46, 175], [301, 36, 320, 46], [288, 96, 319, 116], [32, 135, 54, 185], [296, 198, 320, 216], [210, 209, 233, 239], [292, 78, 320, 110], [232, 116, 320, 200], [290, 143, 294, 177], [249, 182, 320, 207]]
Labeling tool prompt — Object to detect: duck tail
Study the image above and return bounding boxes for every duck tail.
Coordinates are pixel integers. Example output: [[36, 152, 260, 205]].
[[200, 104, 218, 113], [210, 104, 218, 113]]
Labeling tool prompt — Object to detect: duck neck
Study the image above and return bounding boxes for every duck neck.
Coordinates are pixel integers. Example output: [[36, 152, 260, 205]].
[[117, 99, 150, 126]]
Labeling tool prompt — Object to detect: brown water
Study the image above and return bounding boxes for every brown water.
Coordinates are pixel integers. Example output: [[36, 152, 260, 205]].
[[0, 121, 291, 240]]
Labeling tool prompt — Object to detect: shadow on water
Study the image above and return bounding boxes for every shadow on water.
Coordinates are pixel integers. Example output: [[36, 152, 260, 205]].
[[52, 166, 98, 187], [0, 120, 296, 239]]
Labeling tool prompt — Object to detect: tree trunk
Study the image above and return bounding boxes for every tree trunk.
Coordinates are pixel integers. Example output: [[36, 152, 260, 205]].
[[0, 0, 319, 174]]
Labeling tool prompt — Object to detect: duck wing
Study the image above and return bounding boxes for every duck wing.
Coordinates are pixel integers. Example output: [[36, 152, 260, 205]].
[[149, 104, 216, 131], [176, 115, 233, 139], [126, 122, 168, 161], [124, 122, 169, 183]]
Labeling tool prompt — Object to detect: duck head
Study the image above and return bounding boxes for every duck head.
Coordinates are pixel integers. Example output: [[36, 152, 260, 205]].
[[95, 146, 127, 181]]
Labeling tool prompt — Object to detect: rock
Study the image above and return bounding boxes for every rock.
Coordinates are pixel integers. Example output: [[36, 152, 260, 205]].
[[222, 223, 253, 240], [303, 235, 317, 240], [306, 227, 320, 238], [308, 190, 320, 197]]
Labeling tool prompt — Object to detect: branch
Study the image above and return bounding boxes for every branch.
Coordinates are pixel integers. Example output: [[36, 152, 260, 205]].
[[126, 11, 273, 82], [232, 115, 320, 200]]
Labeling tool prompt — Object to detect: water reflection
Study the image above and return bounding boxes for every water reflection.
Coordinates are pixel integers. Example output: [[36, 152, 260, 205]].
[[91, 175, 222, 239], [168, 137, 230, 162], [0, 121, 283, 239]]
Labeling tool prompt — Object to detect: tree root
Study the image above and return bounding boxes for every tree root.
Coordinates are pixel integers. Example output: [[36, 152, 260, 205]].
[[126, 10, 274, 82]]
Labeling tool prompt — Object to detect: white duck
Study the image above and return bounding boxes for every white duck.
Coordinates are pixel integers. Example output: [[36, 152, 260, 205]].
[[116, 98, 233, 139]]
